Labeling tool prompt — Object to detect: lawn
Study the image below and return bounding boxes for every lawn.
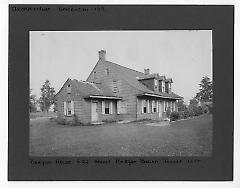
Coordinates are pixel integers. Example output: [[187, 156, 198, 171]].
[[29, 114, 212, 157]]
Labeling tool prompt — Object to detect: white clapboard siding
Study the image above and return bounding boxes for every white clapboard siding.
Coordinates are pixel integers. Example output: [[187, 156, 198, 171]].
[[71, 101, 74, 115], [63, 101, 67, 115], [102, 101, 105, 114]]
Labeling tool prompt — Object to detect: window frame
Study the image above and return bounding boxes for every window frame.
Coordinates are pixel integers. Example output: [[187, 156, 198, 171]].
[[66, 101, 72, 116], [67, 84, 71, 94]]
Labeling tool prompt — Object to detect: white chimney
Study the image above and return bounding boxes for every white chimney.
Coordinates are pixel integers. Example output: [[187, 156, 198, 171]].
[[144, 68, 150, 75]]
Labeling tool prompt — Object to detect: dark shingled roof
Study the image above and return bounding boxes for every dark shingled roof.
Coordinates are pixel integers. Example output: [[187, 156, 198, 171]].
[[71, 79, 115, 97], [56, 59, 182, 100], [100, 60, 182, 99]]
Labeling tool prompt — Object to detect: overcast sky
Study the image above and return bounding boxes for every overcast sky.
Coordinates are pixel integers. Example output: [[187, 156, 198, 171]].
[[30, 30, 212, 103]]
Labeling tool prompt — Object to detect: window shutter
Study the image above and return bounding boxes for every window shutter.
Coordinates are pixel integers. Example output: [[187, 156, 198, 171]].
[[102, 101, 105, 114], [173, 102, 176, 112], [71, 101, 74, 115], [141, 100, 144, 113], [63, 102, 66, 115], [156, 100, 159, 112], [110, 101, 113, 114], [163, 101, 165, 112], [147, 100, 150, 113]]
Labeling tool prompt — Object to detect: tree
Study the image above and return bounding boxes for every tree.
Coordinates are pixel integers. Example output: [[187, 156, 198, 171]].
[[196, 76, 213, 102], [29, 89, 37, 112], [176, 100, 187, 112], [39, 80, 55, 113], [188, 98, 200, 116]]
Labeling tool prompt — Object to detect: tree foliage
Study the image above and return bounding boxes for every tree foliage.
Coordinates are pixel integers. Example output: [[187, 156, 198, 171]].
[[196, 76, 213, 102], [176, 100, 187, 112], [29, 89, 37, 112], [39, 80, 55, 113]]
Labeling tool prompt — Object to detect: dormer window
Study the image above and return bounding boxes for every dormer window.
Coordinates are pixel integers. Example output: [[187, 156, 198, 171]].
[[165, 82, 169, 93], [154, 79, 158, 86], [168, 83, 171, 93], [162, 81, 165, 93], [67, 84, 71, 94]]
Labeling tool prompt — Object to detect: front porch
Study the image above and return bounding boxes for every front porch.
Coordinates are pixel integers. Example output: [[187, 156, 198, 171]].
[[136, 93, 179, 121], [85, 95, 122, 123]]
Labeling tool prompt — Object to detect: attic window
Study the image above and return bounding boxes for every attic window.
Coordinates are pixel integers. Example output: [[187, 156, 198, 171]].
[[105, 68, 110, 76], [112, 80, 118, 93], [67, 84, 71, 94], [93, 71, 96, 79]]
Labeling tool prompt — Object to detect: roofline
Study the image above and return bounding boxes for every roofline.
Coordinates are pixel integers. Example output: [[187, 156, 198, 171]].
[[137, 93, 183, 100], [85, 95, 122, 100], [54, 78, 71, 99]]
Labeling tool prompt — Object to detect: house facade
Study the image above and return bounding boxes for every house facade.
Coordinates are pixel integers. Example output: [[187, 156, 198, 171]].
[[55, 50, 182, 124]]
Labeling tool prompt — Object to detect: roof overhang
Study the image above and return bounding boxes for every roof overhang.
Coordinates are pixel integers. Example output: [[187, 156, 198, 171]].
[[137, 93, 182, 100], [85, 95, 122, 100]]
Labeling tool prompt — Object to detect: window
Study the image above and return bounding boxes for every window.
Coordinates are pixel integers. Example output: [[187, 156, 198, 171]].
[[169, 83, 171, 93], [67, 84, 71, 94], [142, 100, 147, 113], [112, 80, 118, 93], [102, 101, 113, 115], [93, 71, 96, 79], [105, 68, 110, 76], [105, 101, 110, 114], [154, 79, 158, 86], [64, 101, 74, 116], [152, 100, 157, 113], [142, 100, 150, 113], [163, 101, 167, 112], [162, 81, 165, 93], [67, 101, 71, 115]]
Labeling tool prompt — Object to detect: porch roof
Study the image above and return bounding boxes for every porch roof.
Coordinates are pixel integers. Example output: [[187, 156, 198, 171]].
[[137, 93, 182, 100], [85, 95, 122, 100]]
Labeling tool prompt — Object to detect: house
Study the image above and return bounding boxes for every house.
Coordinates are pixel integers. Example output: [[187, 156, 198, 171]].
[[55, 50, 182, 124]]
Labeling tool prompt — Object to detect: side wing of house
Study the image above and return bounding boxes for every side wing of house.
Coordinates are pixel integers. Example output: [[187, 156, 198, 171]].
[[55, 79, 91, 124]]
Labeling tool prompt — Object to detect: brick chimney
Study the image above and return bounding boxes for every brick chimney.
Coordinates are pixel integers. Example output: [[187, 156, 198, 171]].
[[144, 68, 150, 75], [99, 50, 106, 61]]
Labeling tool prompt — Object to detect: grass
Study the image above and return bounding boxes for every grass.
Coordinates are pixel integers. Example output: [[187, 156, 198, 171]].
[[30, 111, 57, 119], [29, 114, 212, 157]]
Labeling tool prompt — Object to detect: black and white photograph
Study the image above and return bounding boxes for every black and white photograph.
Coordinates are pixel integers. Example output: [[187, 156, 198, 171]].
[[7, 4, 234, 181], [29, 31, 213, 157]]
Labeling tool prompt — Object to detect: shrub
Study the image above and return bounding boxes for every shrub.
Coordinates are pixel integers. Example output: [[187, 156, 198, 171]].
[[170, 111, 180, 121], [207, 103, 213, 114], [166, 108, 171, 118], [57, 118, 67, 125], [103, 119, 117, 123], [71, 114, 79, 126], [179, 110, 190, 119]]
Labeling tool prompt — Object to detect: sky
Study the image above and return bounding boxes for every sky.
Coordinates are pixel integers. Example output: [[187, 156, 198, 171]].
[[30, 30, 212, 103]]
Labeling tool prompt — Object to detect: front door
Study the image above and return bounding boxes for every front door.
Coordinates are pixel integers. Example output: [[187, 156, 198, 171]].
[[158, 102, 162, 118], [91, 102, 98, 122]]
